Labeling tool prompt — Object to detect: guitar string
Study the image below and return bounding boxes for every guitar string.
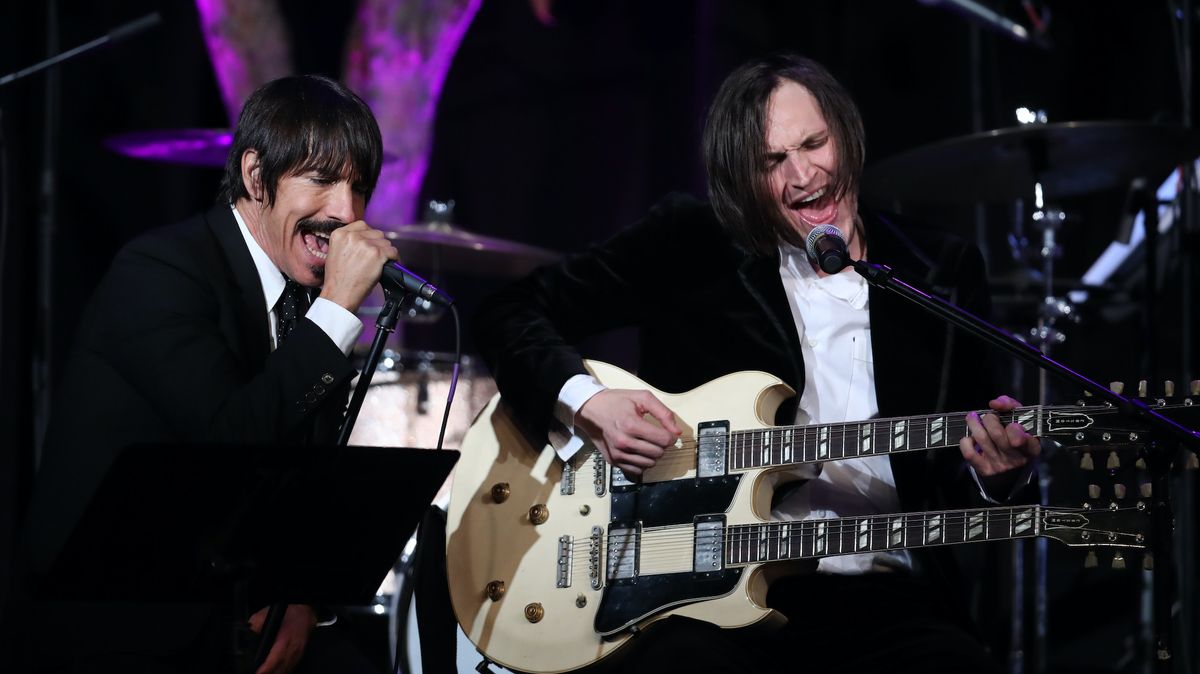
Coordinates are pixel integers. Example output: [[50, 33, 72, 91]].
[[617, 403, 1180, 461], [575, 520, 1145, 574], [566, 506, 1144, 554]]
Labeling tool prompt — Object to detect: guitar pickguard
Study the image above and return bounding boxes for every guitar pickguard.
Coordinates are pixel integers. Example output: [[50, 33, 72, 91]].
[[610, 474, 743, 527], [595, 568, 744, 635]]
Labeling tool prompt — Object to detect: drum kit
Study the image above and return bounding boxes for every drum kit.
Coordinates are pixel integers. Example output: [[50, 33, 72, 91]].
[[107, 119, 1200, 672]]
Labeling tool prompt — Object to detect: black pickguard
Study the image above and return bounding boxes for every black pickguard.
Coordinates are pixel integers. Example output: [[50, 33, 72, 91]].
[[595, 475, 744, 634], [594, 567, 743, 635]]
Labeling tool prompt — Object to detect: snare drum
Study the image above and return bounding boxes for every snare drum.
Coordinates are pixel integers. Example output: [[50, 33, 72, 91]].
[[347, 350, 496, 451]]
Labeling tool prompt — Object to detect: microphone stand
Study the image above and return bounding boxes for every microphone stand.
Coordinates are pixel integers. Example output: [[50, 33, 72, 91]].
[[849, 257, 1200, 674], [241, 291, 408, 673], [337, 290, 408, 447]]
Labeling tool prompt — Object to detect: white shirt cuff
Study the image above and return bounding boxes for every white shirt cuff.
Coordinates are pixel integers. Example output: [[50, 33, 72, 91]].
[[550, 374, 607, 462], [305, 297, 363, 356]]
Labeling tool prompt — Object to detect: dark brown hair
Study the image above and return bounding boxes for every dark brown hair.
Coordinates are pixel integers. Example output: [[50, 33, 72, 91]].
[[217, 75, 383, 206], [703, 54, 865, 256]]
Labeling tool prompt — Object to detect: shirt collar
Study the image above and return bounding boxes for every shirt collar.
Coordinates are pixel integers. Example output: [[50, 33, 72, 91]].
[[231, 203, 286, 315], [778, 243, 869, 308]]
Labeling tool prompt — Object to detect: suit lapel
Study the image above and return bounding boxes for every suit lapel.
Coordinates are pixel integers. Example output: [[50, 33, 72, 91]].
[[737, 251, 806, 394], [204, 204, 271, 369]]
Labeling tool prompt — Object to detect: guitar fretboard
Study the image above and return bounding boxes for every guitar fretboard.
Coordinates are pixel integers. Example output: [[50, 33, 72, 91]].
[[724, 506, 1040, 564], [726, 409, 1036, 470]]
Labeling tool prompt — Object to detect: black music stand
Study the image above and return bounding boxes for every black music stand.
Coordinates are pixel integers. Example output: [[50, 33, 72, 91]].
[[32, 442, 458, 672]]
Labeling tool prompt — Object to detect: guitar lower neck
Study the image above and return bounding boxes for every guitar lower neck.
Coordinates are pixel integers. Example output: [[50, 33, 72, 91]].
[[724, 505, 1041, 563]]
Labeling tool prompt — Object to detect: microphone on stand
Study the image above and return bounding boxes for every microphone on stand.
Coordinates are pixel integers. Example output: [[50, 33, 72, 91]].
[[381, 260, 454, 307], [805, 224, 851, 274]]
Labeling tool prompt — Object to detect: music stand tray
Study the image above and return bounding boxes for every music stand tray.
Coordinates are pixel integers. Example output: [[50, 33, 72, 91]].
[[36, 443, 458, 607]]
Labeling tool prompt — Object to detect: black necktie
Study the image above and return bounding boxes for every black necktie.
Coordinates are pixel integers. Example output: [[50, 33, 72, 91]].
[[275, 279, 308, 344]]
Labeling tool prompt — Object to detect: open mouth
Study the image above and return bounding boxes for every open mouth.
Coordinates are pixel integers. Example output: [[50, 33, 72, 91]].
[[298, 221, 338, 261], [791, 187, 838, 226]]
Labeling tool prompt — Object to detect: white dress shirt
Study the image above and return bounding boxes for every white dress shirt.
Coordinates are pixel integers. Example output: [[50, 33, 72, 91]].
[[231, 204, 363, 354]]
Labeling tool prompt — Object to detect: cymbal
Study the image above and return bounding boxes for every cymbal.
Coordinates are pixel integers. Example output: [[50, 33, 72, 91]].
[[104, 128, 400, 167], [862, 121, 1200, 205], [384, 223, 559, 278], [104, 128, 233, 167]]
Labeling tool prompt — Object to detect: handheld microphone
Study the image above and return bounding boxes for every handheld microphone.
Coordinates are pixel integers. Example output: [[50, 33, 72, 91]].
[[381, 260, 454, 307], [805, 224, 850, 274]]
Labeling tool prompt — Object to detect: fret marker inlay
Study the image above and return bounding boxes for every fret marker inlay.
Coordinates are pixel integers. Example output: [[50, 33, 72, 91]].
[[968, 512, 985, 539], [927, 515, 942, 543], [931, 417, 944, 445], [893, 421, 906, 450]]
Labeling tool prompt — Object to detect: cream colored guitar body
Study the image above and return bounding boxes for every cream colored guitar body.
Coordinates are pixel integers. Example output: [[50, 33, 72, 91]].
[[445, 361, 798, 673]]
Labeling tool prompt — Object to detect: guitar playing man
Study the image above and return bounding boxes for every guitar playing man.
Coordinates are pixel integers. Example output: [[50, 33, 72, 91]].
[[473, 54, 1040, 674]]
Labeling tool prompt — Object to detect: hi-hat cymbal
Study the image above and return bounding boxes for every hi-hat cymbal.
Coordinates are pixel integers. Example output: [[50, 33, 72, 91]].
[[104, 128, 400, 167], [863, 121, 1200, 205], [385, 223, 559, 279]]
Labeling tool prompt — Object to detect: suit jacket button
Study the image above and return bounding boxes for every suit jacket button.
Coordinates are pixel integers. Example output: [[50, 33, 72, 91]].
[[304, 392, 318, 403], [321, 373, 334, 384], [314, 385, 326, 395]]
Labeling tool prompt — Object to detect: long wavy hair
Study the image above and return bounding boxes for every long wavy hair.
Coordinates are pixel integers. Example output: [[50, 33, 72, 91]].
[[703, 54, 865, 256]]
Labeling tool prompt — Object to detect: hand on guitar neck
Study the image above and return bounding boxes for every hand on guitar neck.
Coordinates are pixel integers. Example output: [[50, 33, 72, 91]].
[[576, 389, 682, 476], [960, 395, 1042, 477]]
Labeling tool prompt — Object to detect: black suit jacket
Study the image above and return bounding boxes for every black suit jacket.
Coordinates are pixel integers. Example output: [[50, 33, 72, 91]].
[[473, 193, 1001, 586], [21, 204, 357, 661]]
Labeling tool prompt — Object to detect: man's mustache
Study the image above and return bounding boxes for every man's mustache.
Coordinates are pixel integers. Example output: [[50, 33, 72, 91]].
[[297, 218, 344, 235]]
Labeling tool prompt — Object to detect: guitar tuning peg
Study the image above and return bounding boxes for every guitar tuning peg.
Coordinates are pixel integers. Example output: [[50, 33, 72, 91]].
[[1107, 451, 1121, 470], [1186, 451, 1199, 471], [1143, 552, 1154, 570], [1113, 483, 1127, 499], [1084, 550, 1099, 568], [1080, 452, 1094, 471], [1137, 380, 1148, 397], [1191, 380, 1200, 396], [1110, 381, 1125, 394], [1140, 483, 1153, 498], [1135, 456, 1147, 470], [1087, 484, 1101, 499], [1083, 390, 1093, 397], [1112, 552, 1126, 570], [1164, 380, 1175, 397]]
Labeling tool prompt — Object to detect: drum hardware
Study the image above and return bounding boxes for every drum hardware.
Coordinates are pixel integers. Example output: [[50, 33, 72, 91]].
[[863, 116, 1200, 674]]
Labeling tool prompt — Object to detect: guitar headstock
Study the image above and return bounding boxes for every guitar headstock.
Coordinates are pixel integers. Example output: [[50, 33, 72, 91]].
[[1039, 500, 1151, 570], [1058, 379, 1200, 472]]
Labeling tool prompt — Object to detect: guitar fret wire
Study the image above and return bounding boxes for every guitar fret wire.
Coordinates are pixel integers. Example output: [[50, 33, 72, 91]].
[[571, 505, 1124, 554]]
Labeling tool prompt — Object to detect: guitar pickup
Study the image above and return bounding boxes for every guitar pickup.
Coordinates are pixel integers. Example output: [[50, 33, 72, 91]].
[[606, 524, 640, 581], [696, 421, 729, 478], [693, 515, 725, 573]]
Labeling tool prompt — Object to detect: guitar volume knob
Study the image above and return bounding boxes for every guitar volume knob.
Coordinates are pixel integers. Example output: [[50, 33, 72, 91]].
[[486, 580, 506, 601], [529, 504, 549, 525], [491, 482, 511, 503]]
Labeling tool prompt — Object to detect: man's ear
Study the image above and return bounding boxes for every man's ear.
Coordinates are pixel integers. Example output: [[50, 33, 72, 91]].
[[240, 149, 264, 202]]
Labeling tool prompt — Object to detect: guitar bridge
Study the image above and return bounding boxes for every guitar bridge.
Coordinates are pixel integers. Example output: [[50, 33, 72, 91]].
[[556, 535, 573, 588]]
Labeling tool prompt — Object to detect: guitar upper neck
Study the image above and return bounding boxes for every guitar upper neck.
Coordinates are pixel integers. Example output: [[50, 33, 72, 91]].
[[725, 408, 1041, 470]]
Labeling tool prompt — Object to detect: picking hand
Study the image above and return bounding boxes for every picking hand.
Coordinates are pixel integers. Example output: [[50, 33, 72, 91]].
[[575, 389, 682, 476]]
